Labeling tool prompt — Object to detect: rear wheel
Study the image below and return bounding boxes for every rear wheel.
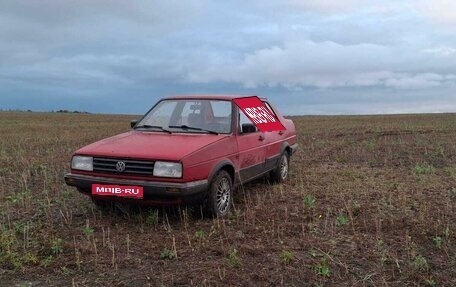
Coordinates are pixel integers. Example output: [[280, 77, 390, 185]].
[[270, 152, 289, 183], [205, 170, 233, 217]]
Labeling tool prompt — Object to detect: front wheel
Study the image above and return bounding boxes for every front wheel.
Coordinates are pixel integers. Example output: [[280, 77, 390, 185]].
[[205, 170, 233, 217], [270, 152, 290, 183]]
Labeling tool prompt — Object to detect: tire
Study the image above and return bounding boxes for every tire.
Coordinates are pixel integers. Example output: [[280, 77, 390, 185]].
[[205, 170, 233, 217], [270, 152, 290, 183]]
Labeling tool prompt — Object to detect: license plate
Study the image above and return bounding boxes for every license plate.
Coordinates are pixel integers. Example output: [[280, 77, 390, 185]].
[[92, 184, 144, 199]]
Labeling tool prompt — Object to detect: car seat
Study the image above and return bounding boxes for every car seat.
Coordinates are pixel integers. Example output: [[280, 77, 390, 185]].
[[188, 112, 204, 127]]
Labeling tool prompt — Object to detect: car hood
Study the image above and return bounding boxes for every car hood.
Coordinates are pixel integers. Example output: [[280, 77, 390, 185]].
[[76, 131, 229, 161]]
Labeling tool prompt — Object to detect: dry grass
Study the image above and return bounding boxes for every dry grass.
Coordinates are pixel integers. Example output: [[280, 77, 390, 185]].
[[1, 111, 456, 286]]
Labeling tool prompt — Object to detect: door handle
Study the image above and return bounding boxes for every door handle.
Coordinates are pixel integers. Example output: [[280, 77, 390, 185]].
[[258, 135, 265, 141], [278, 131, 284, 135]]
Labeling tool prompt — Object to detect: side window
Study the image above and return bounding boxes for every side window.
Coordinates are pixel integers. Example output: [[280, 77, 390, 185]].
[[238, 108, 258, 134], [263, 102, 278, 118]]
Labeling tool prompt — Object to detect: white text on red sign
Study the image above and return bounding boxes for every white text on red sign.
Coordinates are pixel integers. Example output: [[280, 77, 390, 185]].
[[243, 106, 277, 124]]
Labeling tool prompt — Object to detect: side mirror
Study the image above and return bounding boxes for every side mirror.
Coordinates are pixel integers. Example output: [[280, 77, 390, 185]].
[[241, 123, 256, 134], [130, 120, 138, 128]]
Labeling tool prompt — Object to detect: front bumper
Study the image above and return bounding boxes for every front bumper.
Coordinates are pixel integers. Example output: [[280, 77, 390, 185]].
[[64, 173, 208, 205]]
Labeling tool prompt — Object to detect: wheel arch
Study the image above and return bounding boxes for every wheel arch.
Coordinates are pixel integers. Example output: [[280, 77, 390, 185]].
[[280, 142, 292, 157], [208, 160, 236, 185]]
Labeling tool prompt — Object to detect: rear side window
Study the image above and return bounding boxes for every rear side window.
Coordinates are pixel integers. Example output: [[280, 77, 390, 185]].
[[263, 102, 278, 118]]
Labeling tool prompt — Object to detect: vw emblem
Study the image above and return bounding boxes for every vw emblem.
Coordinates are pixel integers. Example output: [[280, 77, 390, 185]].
[[116, 161, 126, 172]]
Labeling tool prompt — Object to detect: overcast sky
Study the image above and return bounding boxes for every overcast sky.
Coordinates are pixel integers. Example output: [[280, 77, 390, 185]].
[[1, 0, 456, 115]]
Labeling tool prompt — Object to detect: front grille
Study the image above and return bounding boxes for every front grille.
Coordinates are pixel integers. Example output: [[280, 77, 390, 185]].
[[93, 157, 155, 175]]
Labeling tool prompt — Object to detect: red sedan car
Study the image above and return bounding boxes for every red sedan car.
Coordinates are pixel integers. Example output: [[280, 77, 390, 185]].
[[64, 95, 298, 217]]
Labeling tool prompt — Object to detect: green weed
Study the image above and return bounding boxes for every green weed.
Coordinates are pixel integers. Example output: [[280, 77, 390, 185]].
[[159, 248, 176, 260], [227, 247, 241, 268], [412, 255, 429, 271], [314, 258, 330, 277], [195, 230, 206, 240], [303, 194, 316, 209], [336, 214, 348, 226], [363, 139, 375, 151], [50, 238, 63, 255], [413, 165, 433, 175], [432, 236, 442, 249], [41, 255, 54, 268], [443, 226, 450, 237], [82, 222, 94, 239], [425, 276, 437, 286], [0, 227, 37, 270], [145, 209, 159, 226], [281, 250, 294, 263]]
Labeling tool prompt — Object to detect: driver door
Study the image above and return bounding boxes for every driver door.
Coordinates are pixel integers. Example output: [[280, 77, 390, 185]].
[[236, 108, 267, 182]]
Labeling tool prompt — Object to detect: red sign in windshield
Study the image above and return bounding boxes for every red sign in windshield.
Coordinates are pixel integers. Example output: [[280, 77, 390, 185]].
[[233, 96, 285, 132]]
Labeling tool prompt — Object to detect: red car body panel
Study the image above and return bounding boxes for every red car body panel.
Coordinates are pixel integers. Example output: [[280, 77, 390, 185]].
[[183, 136, 238, 182], [76, 131, 230, 163]]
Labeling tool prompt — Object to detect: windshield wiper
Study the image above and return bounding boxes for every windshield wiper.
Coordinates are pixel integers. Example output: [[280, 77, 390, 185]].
[[134, 125, 172, 134], [168, 125, 219, 135]]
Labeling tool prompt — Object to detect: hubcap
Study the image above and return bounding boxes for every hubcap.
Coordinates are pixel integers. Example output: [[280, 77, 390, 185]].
[[216, 177, 231, 214], [280, 155, 288, 179]]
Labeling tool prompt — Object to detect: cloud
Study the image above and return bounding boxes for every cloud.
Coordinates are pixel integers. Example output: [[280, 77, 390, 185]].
[[415, 0, 456, 26], [285, 0, 359, 13], [0, 0, 205, 53], [1, 0, 203, 25], [282, 0, 411, 17], [422, 46, 456, 56], [188, 40, 456, 90], [1, 0, 456, 114], [384, 73, 448, 90]]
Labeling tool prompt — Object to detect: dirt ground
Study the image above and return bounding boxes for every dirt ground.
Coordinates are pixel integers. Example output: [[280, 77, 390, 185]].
[[1, 112, 455, 286]]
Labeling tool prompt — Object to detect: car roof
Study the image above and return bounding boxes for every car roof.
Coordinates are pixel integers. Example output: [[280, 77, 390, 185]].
[[163, 94, 268, 101]]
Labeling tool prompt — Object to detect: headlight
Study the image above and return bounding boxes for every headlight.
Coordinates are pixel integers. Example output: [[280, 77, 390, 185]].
[[153, 161, 182, 178], [71, 156, 93, 171]]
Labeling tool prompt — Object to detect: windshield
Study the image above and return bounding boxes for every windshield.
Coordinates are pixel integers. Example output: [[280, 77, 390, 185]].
[[137, 99, 232, 134]]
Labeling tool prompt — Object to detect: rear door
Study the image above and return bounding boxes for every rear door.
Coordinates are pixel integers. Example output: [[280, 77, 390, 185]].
[[235, 107, 267, 182]]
